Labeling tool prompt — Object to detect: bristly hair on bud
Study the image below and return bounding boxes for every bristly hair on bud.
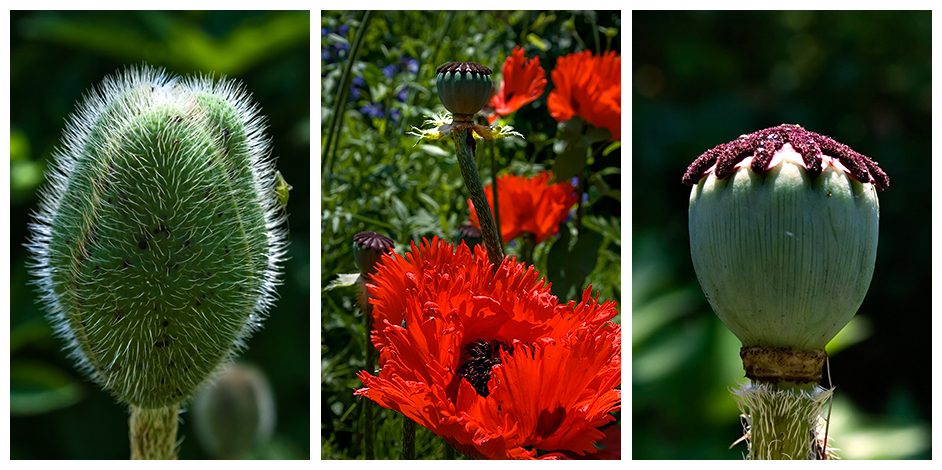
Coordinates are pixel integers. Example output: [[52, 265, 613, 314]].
[[25, 64, 289, 409]]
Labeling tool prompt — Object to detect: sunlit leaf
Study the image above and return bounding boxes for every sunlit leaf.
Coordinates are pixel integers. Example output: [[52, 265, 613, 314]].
[[323, 273, 360, 292]]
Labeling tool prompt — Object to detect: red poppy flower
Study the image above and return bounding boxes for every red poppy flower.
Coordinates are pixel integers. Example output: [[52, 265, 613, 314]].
[[487, 46, 547, 124], [356, 237, 621, 460], [468, 171, 577, 244], [547, 50, 621, 141]]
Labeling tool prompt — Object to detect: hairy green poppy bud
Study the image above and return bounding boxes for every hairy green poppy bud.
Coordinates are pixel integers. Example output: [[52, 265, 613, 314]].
[[436, 62, 492, 118], [26, 65, 288, 409], [684, 124, 888, 381]]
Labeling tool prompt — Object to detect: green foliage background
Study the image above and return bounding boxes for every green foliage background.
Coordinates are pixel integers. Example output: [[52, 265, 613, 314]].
[[320, 10, 621, 459], [10, 11, 311, 459], [632, 11, 930, 459]]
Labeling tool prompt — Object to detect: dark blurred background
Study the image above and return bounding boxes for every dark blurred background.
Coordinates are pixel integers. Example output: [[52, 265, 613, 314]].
[[632, 11, 930, 459], [10, 11, 311, 459]]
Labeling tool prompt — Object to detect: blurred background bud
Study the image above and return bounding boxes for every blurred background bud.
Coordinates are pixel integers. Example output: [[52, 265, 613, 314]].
[[193, 363, 276, 459]]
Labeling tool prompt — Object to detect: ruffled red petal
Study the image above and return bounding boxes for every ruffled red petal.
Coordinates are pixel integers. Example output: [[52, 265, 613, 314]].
[[488, 46, 548, 124], [548, 50, 621, 141], [357, 237, 620, 459], [468, 171, 577, 244]]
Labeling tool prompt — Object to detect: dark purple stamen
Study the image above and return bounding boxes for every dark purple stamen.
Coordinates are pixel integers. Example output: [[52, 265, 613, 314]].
[[682, 124, 889, 191]]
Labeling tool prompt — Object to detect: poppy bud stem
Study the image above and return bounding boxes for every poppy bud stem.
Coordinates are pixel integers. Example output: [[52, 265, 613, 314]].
[[359, 279, 376, 459], [401, 415, 416, 459], [129, 404, 179, 460], [452, 127, 504, 271], [484, 130, 503, 247], [352, 231, 393, 459]]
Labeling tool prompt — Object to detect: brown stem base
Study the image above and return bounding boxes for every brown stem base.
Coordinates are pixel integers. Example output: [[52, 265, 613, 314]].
[[741, 347, 826, 384]]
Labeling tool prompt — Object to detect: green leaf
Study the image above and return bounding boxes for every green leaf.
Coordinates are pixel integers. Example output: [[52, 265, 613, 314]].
[[417, 144, 451, 158], [10, 320, 50, 354], [550, 118, 611, 183], [550, 119, 587, 183], [602, 141, 621, 156], [369, 82, 389, 103], [546, 227, 603, 300], [416, 192, 441, 211], [10, 360, 83, 415], [525, 33, 549, 51]]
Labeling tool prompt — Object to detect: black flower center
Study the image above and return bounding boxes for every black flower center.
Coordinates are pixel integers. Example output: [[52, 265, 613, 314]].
[[457, 339, 510, 397]]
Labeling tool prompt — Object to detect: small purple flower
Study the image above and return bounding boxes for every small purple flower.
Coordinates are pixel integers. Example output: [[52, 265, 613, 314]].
[[396, 88, 408, 102], [401, 57, 419, 74], [582, 192, 589, 204], [389, 108, 401, 121], [335, 42, 350, 54], [349, 85, 361, 100], [382, 64, 398, 78], [321, 48, 332, 62], [360, 102, 384, 119], [338, 24, 349, 36], [321, 26, 331, 37], [352, 76, 365, 87]]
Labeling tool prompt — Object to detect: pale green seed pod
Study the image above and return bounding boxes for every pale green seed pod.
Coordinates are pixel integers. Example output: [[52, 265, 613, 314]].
[[687, 127, 885, 352], [26, 65, 288, 409]]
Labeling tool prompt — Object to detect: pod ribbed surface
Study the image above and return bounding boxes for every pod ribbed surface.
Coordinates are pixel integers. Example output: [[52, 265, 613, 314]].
[[688, 153, 879, 350]]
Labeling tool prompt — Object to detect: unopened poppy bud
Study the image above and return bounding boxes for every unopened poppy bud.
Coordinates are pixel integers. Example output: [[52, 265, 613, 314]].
[[456, 222, 483, 249], [26, 65, 288, 409], [353, 231, 394, 277], [193, 363, 275, 459], [684, 124, 888, 380], [436, 62, 492, 118]]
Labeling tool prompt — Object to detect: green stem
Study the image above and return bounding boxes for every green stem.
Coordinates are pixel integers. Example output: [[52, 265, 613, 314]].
[[488, 132, 503, 247], [453, 127, 504, 270], [588, 11, 600, 54], [401, 414, 416, 459], [129, 404, 179, 460], [521, 232, 535, 266], [359, 279, 376, 459], [731, 382, 834, 460], [323, 10, 373, 178], [576, 168, 585, 238]]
